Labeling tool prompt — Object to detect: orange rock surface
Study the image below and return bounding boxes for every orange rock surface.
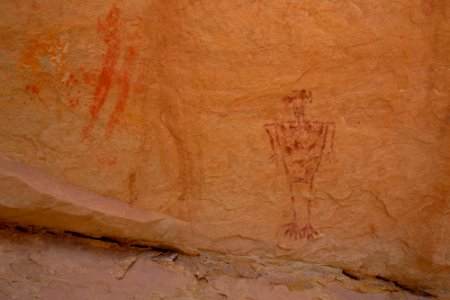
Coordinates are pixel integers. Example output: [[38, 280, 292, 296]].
[[0, 0, 449, 296]]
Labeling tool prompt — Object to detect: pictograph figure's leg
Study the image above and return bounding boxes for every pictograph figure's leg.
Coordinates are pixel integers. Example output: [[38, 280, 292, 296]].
[[301, 223, 320, 240], [325, 122, 337, 162], [307, 199, 312, 222], [300, 182, 321, 240], [306, 182, 312, 222], [297, 122, 336, 241], [283, 181, 303, 240]]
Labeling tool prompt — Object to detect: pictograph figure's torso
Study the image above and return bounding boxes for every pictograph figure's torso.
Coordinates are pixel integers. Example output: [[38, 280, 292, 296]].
[[268, 121, 328, 186]]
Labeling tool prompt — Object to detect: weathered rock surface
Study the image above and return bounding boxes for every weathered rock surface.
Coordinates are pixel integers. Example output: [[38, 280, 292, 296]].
[[0, 226, 432, 299], [0, 0, 449, 297]]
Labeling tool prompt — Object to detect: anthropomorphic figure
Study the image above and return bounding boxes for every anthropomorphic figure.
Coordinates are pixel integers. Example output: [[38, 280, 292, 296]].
[[264, 90, 335, 240]]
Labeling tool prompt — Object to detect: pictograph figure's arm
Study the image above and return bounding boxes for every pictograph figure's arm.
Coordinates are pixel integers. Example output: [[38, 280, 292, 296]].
[[264, 123, 280, 165], [325, 122, 337, 162]]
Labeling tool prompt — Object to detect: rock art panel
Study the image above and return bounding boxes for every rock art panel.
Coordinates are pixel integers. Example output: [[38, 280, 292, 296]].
[[0, 0, 449, 297]]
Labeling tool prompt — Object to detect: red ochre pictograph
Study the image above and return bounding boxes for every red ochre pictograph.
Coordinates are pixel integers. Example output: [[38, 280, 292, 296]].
[[83, 4, 139, 140], [264, 90, 336, 241]]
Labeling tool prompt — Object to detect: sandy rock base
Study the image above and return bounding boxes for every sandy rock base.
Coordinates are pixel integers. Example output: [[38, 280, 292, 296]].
[[0, 224, 431, 300]]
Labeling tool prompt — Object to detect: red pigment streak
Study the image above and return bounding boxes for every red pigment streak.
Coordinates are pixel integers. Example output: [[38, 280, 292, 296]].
[[82, 5, 121, 140], [68, 98, 79, 108], [82, 71, 96, 85], [31, 0, 39, 10], [25, 85, 40, 95], [106, 46, 138, 137], [134, 61, 149, 94], [97, 153, 117, 166], [421, 0, 434, 16]]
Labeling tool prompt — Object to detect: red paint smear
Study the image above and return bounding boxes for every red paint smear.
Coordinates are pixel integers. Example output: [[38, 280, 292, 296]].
[[68, 98, 79, 108], [421, 0, 434, 16], [106, 46, 138, 137], [82, 71, 96, 85], [134, 60, 150, 94], [82, 5, 121, 140], [26, 85, 40, 95], [31, 0, 39, 10], [97, 154, 117, 166]]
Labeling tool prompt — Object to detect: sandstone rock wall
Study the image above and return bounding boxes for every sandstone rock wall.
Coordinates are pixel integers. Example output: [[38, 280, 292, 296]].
[[0, 0, 449, 296]]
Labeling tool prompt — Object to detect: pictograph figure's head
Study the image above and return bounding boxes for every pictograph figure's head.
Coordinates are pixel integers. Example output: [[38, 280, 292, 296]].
[[282, 89, 312, 122], [282, 89, 312, 104]]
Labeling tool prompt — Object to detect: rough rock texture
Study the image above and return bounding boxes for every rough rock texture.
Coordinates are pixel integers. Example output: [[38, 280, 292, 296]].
[[0, 0, 449, 297], [0, 226, 431, 300]]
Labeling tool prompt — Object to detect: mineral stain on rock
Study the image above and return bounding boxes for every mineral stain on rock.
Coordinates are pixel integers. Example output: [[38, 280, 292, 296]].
[[127, 171, 138, 204], [25, 84, 40, 96]]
